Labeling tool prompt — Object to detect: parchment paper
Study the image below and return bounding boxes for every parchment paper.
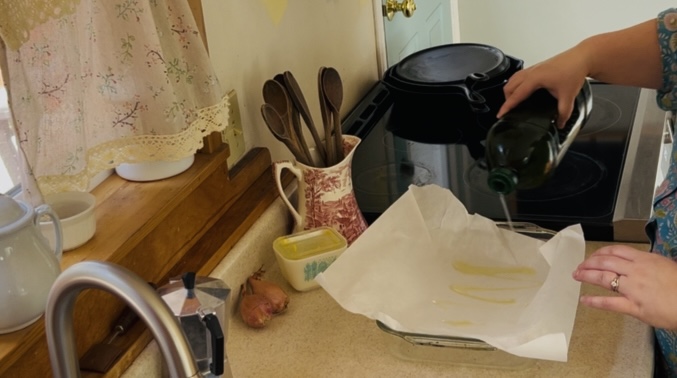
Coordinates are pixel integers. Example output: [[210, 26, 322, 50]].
[[315, 184, 585, 361]]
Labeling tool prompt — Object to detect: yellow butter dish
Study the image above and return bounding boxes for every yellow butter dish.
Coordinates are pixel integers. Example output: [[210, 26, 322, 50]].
[[273, 227, 347, 291]]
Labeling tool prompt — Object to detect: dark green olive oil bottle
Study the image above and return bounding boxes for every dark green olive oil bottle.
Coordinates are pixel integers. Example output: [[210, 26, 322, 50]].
[[485, 80, 592, 195]]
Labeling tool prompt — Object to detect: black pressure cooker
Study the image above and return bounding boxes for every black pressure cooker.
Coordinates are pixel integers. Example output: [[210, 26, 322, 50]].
[[382, 43, 523, 144]]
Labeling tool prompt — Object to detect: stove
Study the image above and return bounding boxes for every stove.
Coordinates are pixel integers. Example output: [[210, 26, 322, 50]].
[[343, 81, 668, 242]]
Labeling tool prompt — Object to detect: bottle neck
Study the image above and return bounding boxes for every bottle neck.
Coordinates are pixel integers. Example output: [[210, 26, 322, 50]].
[[487, 167, 518, 195]]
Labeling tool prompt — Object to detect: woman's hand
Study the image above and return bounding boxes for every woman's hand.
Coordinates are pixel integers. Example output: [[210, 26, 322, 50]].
[[572, 244, 677, 330], [497, 47, 590, 128]]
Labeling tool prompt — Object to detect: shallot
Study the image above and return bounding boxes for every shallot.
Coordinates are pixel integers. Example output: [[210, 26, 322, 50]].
[[239, 284, 274, 328], [248, 267, 290, 314]]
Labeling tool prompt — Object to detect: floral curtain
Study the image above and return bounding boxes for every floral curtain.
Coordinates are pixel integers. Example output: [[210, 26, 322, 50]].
[[0, 0, 229, 198]]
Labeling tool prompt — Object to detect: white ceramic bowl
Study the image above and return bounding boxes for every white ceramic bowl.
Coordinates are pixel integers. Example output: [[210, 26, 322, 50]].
[[115, 155, 195, 182], [273, 227, 347, 291], [40, 191, 96, 251]]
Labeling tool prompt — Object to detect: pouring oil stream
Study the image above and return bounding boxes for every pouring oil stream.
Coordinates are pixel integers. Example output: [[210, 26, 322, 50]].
[[498, 193, 520, 264], [498, 194, 514, 232]]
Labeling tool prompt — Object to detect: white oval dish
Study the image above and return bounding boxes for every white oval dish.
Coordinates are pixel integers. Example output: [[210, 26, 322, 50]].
[[115, 155, 195, 182]]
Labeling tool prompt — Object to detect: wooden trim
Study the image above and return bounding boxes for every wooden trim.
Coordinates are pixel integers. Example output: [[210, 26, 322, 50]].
[[188, 0, 208, 52], [372, 0, 388, 77], [187, 0, 225, 155], [200, 131, 225, 155]]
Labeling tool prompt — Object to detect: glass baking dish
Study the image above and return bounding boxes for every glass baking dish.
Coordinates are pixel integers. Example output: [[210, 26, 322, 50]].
[[376, 222, 557, 369]]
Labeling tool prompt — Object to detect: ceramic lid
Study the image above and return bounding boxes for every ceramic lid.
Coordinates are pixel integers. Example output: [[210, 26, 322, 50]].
[[273, 226, 347, 260], [393, 43, 510, 85], [0, 194, 29, 229]]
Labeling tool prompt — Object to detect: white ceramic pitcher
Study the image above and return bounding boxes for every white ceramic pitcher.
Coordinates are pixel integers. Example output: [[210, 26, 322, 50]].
[[0, 194, 62, 334]]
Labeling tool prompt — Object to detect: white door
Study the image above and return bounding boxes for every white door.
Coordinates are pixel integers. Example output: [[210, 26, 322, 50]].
[[380, 0, 456, 68]]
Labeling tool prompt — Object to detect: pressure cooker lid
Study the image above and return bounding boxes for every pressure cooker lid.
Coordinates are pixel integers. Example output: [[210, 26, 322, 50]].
[[393, 43, 510, 84]]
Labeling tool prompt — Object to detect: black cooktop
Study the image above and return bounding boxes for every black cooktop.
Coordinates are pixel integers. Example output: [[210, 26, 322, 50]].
[[343, 81, 640, 241]]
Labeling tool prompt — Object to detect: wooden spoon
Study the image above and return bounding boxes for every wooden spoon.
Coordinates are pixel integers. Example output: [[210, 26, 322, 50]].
[[282, 71, 328, 167], [262, 80, 314, 165], [262, 79, 290, 121], [261, 103, 311, 165], [322, 67, 345, 162], [317, 66, 335, 166], [273, 73, 286, 87]]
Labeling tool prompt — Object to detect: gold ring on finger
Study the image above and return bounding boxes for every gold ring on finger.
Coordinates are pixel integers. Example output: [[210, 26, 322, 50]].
[[610, 274, 621, 293]]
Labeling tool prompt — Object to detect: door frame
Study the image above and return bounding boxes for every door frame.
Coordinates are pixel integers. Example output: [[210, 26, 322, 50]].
[[372, 0, 461, 77]]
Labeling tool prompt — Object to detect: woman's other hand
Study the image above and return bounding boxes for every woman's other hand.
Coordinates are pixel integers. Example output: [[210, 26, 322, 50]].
[[572, 244, 677, 330]]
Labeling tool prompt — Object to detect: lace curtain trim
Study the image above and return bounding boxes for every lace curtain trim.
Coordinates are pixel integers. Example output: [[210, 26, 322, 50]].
[[36, 93, 230, 194], [0, 0, 80, 50]]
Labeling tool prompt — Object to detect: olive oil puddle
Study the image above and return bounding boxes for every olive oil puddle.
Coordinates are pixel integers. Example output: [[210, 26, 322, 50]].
[[443, 320, 474, 327], [452, 261, 538, 280], [446, 261, 541, 304], [449, 285, 537, 304]]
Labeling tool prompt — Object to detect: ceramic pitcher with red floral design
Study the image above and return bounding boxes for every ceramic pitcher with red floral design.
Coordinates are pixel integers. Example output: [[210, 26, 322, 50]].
[[273, 135, 367, 244]]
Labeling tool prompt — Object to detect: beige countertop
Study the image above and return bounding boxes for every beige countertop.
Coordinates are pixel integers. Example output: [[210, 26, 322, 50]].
[[124, 199, 654, 378]]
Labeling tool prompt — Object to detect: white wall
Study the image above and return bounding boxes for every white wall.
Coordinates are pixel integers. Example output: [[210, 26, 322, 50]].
[[457, 1, 675, 67], [201, 0, 380, 163]]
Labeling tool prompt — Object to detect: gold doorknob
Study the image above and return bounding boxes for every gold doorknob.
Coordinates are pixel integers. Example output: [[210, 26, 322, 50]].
[[383, 0, 417, 21]]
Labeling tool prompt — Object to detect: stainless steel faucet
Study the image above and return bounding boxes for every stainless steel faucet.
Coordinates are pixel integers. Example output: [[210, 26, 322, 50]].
[[45, 261, 201, 378]]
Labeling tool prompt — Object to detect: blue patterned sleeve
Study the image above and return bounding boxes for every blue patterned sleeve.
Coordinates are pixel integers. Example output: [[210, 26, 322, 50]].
[[656, 8, 677, 110]]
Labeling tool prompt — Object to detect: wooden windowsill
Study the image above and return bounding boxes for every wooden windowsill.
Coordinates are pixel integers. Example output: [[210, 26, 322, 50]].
[[0, 145, 291, 377]]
